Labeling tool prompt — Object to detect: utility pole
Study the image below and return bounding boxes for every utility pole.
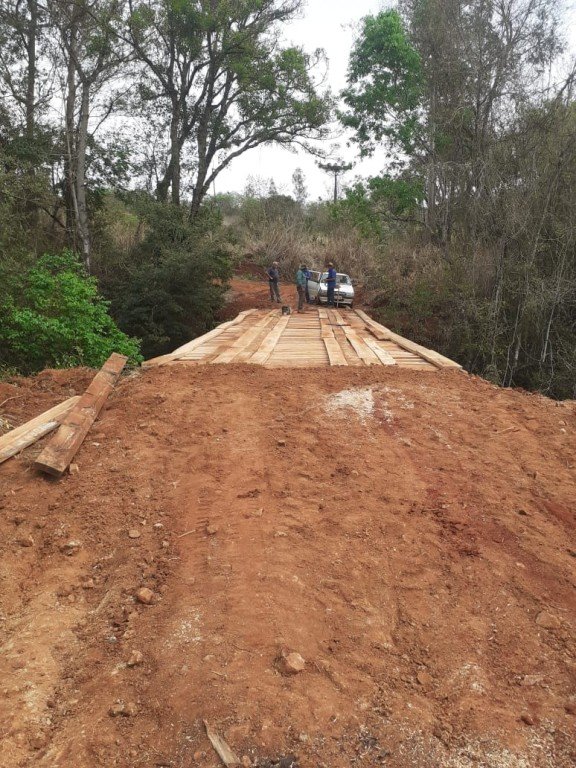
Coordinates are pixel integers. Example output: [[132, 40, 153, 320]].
[[318, 162, 353, 203]]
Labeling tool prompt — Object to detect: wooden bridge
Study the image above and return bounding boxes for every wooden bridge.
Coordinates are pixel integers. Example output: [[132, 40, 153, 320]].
[[143, 308, 461, 371]]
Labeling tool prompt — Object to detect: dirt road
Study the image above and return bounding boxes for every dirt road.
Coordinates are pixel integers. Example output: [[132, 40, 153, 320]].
[[219, 275, 283, 319], [0, 363, 575, 767]]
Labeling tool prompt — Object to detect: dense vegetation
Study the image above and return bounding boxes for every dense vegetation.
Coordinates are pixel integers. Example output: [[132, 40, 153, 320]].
[[0, 251, 141, 374], [1, 0, 574, 399], [338, 3, 576, 399], [0, 0, 329, 372]]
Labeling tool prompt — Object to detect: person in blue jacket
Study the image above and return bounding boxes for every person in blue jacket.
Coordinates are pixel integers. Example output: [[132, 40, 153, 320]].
[[326, 262, 337, 306]]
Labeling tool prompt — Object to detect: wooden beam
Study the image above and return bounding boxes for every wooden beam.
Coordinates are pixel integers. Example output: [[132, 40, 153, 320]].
[[342, 325, 380, 365], [171, 309, 258, 356], [354, 309, 462, 369], [319, 314, 348, 366], [0, 397, 80, 465], [361, 335, 397, 365], [211, 311, 278, 364], [250, 316, 290, 365], [35, 353, 127, 477], [141, 352, 177, 368], [327, 309, 349, 327], [323, 337, 349, 365], [142, 310, 259, 368]]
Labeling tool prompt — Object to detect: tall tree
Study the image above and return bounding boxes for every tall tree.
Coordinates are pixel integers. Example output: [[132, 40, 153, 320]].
[[340, 10, 423, 159], [48, 0, 128, 270], [341, 1, 561, 243], [341, 0, 576, 397], [0, 0, 45, 140], [292, 167, 307, 204], [126, 0, 331, 214]]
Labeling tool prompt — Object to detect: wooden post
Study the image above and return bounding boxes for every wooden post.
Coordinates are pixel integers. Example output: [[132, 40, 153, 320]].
[[35, 353, 127, 477], [0, 397, 80, 465]]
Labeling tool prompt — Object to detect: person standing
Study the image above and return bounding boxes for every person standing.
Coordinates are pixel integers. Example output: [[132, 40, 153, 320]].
[[326, 262, 337, 306], [296, 264, 307, 312], [267, 261, 281, 303], [304, 266, 312, 303]]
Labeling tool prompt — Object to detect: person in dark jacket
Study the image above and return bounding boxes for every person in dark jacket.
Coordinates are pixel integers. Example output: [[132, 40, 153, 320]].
[[326, 262, 337, 306], [267, 261, 281, 303], [296, 264, 307, 312]]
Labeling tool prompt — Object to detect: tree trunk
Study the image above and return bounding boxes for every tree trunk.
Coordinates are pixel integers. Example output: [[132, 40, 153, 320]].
[[190, 118, 210, 219], [75, 83, 91, 271], [22, 0, 39, 224], [424, 86, 437, 237], [25, 0, 37, 141], [63, 27, 78, 251], [155, 99, 182, 204], [171, 102, 181, 206], [190, 174, 206, 219]]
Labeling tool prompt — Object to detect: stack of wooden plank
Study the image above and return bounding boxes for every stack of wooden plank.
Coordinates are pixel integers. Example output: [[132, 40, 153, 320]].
[[0, 353, 127, 477]]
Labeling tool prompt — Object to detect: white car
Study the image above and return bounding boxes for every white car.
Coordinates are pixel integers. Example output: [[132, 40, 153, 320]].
[[307, 270, 355, 307]]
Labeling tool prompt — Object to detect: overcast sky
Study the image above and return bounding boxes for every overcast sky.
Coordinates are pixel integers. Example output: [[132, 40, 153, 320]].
[[216, 0, 576, 202], [216, 0, 387, 201]]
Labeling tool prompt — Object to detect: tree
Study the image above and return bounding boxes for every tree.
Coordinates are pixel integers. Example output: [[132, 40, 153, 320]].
[[0, 0, 56, 228], [341, 1, 561, 242], [340, 0, 576, 398], [126, 0, 331, 215], [48, 0, 129, 270], [318, 161, 353, 202], [292, 167, 307, 204], [102, 200, 232, 357], [340, 10, 422, 158]]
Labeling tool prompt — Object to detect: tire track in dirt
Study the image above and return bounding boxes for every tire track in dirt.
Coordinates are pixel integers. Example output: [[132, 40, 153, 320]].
[[0, 364, 574, 767]]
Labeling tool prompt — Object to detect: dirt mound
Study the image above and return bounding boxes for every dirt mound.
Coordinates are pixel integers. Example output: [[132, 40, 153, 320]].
[[0, 368, 96, 434], [1, 364, 575, 768]]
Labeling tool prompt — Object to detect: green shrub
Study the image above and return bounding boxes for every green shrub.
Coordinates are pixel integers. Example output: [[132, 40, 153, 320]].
[[100, 201, 232, 359], [0, 250, 142, 374]]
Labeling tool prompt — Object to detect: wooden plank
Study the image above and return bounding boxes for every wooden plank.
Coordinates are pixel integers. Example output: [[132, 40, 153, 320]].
[[234, 318, 283, 362], [140, 352, 178, 368], [0, 397, 80, 465], [35, 353, 127, 478], [361, 335, 397, 366], [211, 311, 278, 364], [171, 309, 259, 355], [327, 309, 349, 327], [342, 326, 380, 365], [319, 314, 348, 366], [354, 309, 462, 369], [141, 309, 259, 367], [323, 337, 349, 366], [250, 316, 290, 365]]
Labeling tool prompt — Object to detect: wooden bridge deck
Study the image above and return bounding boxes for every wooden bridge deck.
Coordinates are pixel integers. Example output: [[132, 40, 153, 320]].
[[143, 308, 461, 371]]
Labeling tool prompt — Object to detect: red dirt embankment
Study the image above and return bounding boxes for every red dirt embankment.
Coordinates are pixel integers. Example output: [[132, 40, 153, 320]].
[[219, 274, 365, 320], [219, 276, 280, 320], [0, 363, 575, 768]]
